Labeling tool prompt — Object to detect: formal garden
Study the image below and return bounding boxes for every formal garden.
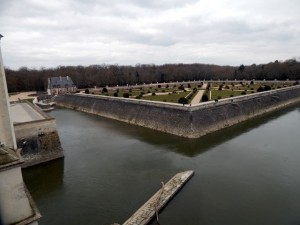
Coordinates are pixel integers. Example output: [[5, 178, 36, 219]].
[[85, 80, 298, 104]]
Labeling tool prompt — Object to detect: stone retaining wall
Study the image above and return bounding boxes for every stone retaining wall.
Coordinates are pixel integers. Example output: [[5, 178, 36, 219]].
[[13, 104, 63, 168], [55, 85, 300, 138]]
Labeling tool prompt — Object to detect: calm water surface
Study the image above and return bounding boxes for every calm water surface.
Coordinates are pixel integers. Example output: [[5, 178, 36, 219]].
[[23, 105, 300, 225]]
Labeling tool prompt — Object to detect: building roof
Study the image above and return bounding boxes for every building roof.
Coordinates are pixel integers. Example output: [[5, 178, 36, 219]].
[[48, 76, 75, 89]]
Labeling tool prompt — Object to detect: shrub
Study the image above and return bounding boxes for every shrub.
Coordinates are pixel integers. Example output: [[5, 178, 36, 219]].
[[102, 87, 108, 93], [166, 84, 169, 88], [206, 84, 211, 90], [123, 93, 130, 98], [187, 83, 191, 88], [85, 88, 90, 94], [293, 81, 299, 85], [241, 91, 246, 95], [178, 97, 188, 104], [147, 90, 150, 93], [264, 85, 271, 91], [113, 92, 118, 97], [178, 85, 185, 90], [201, 94, 209, 102], [257, 86, 264, 92], [152, 92, 156, 96], [158, 85, 161, 88], [135, 96, 141, 99], [163, 99, 167, 102], [230, 94, 234, 97]]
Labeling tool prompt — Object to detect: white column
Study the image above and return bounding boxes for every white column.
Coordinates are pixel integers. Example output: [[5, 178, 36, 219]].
[[0, 38, 17, 149]]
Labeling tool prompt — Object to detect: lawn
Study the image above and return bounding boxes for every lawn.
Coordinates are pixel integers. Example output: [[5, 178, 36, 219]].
[[210, 90, 253, 100], [142, 91, 191, 103]]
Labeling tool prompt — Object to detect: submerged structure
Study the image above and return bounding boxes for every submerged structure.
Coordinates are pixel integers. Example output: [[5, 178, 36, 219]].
[[0, 34, 41, 224]]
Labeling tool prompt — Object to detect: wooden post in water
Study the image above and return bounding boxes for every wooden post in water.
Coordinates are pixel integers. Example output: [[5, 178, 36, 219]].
[[155, 182, 165, 224]]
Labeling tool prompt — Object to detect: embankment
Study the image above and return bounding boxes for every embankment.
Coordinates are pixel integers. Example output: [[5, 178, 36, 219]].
[[55, 85, 300, 138], [13, 104, 63, 168]]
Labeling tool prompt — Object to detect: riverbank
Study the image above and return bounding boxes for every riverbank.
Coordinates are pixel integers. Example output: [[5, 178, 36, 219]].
[[55, 85, 300, 138]]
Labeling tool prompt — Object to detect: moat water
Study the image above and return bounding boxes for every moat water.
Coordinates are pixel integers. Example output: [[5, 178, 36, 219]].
[[23, 104, 300, 225]]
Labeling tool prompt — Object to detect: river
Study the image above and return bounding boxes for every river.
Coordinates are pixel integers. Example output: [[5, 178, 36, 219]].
[[23, 104, 300, 225]]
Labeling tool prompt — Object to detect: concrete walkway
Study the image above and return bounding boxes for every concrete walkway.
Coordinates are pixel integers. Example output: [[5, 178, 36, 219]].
[[190, 83, 207, 105], [10, 103, 44, 123], [121, 171, 194, 225]]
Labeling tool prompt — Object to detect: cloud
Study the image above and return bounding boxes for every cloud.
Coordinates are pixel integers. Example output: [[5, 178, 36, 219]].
[[0, 0, 299, 69]]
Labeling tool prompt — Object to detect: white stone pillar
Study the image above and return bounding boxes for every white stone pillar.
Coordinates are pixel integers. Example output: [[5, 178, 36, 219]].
[[0, 36, 17, 149]]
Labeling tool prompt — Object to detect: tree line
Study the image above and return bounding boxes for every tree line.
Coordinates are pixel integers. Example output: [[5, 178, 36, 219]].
[[5, 58, 300, 92]]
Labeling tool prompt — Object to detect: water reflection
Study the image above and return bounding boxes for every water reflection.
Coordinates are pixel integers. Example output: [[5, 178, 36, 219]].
[[77, 103, 300, 157], [23, 159, 64, 200]]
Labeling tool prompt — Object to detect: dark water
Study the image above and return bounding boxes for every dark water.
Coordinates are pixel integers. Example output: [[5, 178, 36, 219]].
[[23, 105, 300, 225]]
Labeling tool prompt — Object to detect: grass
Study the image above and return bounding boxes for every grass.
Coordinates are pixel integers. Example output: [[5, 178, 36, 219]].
[[143, 91, 191, 103], [210, 90, 248, 100]]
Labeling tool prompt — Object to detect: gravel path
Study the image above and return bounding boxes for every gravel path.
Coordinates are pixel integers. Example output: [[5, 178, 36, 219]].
[[191, 83, 207, 105]]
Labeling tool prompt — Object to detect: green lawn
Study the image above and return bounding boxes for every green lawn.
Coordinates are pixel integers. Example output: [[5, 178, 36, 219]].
[[142, 91, 191, 103], [210, 90, 251, 100]]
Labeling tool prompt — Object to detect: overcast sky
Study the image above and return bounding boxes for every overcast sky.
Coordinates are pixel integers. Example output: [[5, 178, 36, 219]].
[[0, 0, 299, 69]]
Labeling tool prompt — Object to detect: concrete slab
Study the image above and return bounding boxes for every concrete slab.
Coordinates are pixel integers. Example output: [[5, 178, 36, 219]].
[[122, 171, 194, 225], [9, 103, 44, 123]]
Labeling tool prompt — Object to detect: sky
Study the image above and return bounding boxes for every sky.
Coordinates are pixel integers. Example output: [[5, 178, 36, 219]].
[[0, 0, 299, 69]]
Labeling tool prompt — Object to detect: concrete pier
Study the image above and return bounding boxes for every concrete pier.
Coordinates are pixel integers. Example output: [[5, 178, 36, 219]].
[[121, 170, 194, 225], [10, 102, 64, 168]]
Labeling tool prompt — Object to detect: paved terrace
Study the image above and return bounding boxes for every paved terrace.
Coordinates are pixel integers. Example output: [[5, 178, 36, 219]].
[[9, 103, 45, 123]]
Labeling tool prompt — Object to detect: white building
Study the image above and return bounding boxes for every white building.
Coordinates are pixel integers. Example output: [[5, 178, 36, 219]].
[[47, 76, 76, 95]]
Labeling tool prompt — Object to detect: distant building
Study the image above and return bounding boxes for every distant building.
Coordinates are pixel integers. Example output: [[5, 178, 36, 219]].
[[47, 76, 77, 95]]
